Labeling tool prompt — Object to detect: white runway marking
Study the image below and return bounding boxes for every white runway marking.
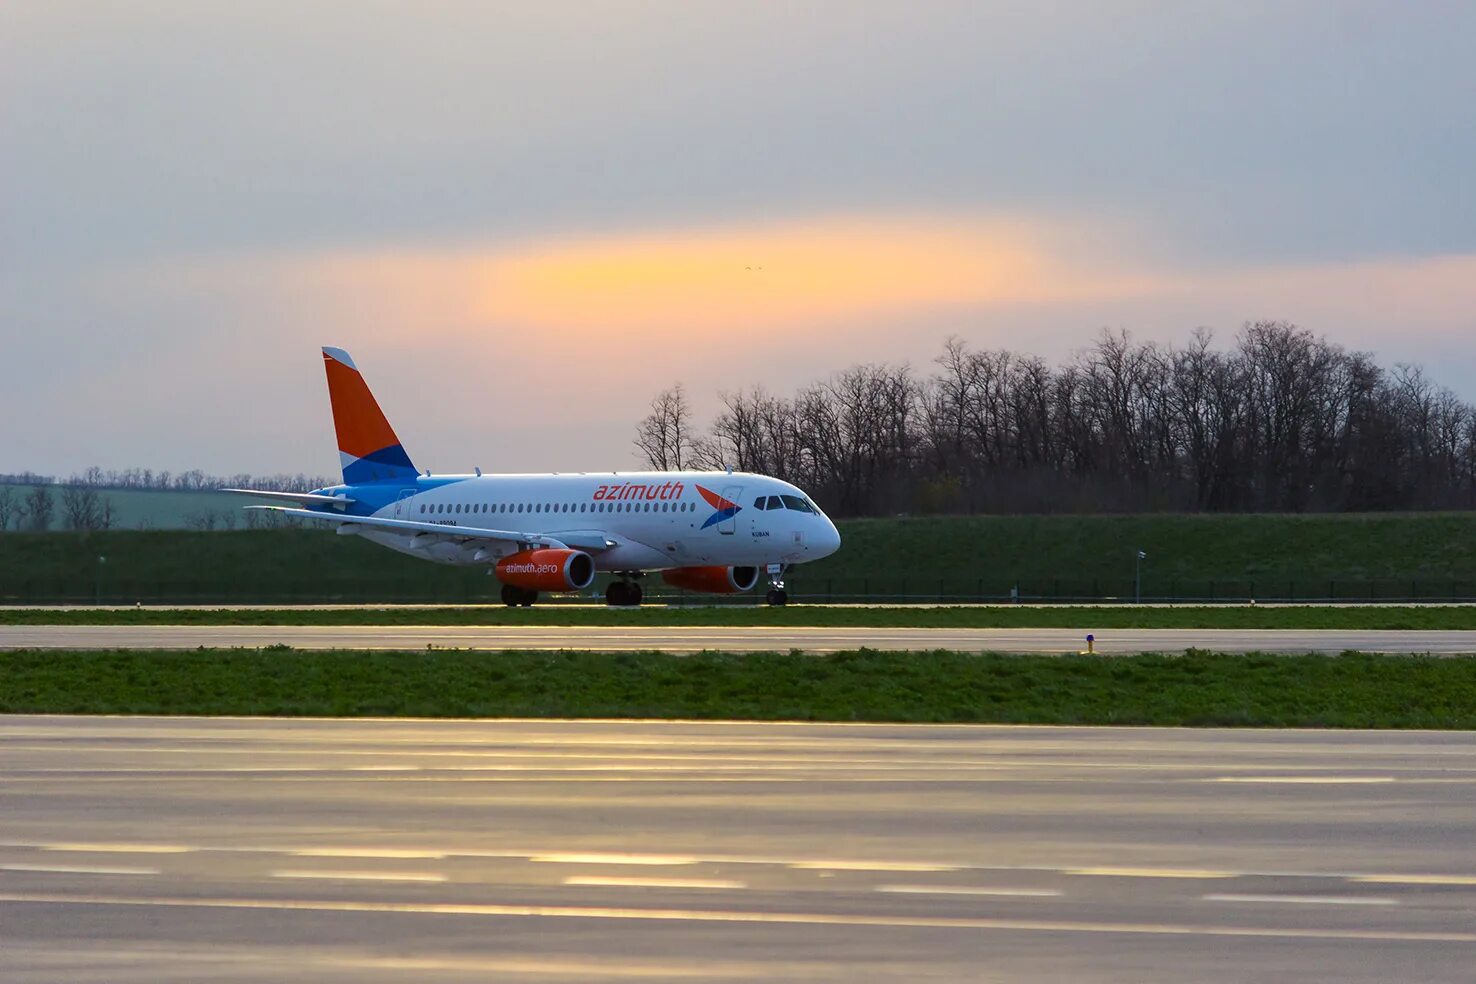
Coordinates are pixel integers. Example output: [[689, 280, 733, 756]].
[[876, 885, 1063, 898], [530, 853, 700, 866], [1353, 874, 1476, 886], [288, 848, 447, 859], [789, 860, 959, 872], [1, 892, 1468, 943], [563, 876, 746, 890], [1208, 776, 1398, 784], [1205, 894, 1399, 906], [0, 864, 159, 876], [1066, 867, 1237, 879], [5, 840, 1473, 894], [269, 870, 448, 883], [40, 842, 194, 854]]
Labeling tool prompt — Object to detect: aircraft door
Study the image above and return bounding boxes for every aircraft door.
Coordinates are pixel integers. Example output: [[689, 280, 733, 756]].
[[719, 484, 742, 535], [394, 489, 416, 519]]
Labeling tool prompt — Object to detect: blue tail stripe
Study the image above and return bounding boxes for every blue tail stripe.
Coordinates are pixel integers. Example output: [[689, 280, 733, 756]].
[[342, 444, 418, 484]]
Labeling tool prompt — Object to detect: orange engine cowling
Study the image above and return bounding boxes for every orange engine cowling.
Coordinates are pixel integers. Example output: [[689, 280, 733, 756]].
[[495, 549, 596, 592], [661, 565, 760, 594]]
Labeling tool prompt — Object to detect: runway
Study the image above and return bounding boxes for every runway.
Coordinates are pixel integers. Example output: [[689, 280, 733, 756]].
[[2, 623, 1475, 653], [4, 717, 1476, 982]]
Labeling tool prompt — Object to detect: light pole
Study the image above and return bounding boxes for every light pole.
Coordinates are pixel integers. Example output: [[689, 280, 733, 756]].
[[1135, 550, 1146, 604]]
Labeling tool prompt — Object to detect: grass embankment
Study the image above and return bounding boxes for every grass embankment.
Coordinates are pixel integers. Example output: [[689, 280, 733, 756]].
[[4, 648, 1474, 727], [5, 604, 1476, 630], [5, 511, 1476, 603]]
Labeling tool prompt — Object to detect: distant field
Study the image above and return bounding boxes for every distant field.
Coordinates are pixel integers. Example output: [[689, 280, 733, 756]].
[[2, 511, 1476, 604], [0, 484, 257, 531], [4, 648, 1474, 727], [6, 604, 1476, 630]]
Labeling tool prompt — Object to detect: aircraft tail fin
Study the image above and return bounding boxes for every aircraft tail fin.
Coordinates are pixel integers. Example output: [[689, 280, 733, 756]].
[[321, 347, 418, 484]]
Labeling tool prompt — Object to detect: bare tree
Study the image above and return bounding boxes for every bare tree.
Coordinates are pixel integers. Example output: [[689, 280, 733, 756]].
[[22, 485, 55, 531], [0, 487, 17, 532], [651, 325, 1476, 517], [634, 385, 695, 471], [60, 485, 115, 531]]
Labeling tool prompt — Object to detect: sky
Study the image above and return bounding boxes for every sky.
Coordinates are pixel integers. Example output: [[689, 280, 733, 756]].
[[3, 1, 1475, 478]]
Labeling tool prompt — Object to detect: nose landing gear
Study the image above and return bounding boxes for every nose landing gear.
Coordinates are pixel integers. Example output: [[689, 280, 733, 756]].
[[764, 565, 789, 606], [606, 577, 644, 607]]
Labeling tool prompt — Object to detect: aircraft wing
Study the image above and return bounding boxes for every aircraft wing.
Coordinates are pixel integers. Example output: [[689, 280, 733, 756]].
[[223, 489, 356, 506], [245, 505, 598, 550]]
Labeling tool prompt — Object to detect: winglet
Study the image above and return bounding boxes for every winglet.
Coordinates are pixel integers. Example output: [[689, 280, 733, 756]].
[[321, 347, 417, 484]]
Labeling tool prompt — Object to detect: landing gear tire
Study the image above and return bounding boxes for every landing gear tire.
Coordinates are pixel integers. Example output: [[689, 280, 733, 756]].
[[606, 580, 643, 607], [765, 587, 789, 607], [501, 584, 538, 607]]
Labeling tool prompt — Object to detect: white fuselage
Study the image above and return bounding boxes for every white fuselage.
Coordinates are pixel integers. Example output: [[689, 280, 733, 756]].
[[329, 470, 841, 573]]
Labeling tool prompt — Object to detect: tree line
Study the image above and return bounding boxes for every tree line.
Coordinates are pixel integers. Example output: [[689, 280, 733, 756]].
[[44, 467, 334, 493], [0, 469, 332, 532], [0, 484, 112, 532], [635, 321, 1476, 516]]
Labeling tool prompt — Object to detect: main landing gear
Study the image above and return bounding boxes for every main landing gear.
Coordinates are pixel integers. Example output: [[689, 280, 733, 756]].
[[606, 578, 644, 607], [500, 584, 538, 607]]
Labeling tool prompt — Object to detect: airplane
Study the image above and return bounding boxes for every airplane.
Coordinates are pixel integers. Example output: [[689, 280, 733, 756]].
[[227, 347, 841, 607]]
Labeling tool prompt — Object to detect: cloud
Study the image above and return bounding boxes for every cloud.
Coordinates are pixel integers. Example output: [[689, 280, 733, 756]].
[[29, 215, 1476, 477], [116, 213, 1163, 339]]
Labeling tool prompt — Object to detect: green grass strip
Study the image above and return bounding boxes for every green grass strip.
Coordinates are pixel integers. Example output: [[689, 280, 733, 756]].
[[5, 605, 1476, 630], [4, 648, 1475, 728]]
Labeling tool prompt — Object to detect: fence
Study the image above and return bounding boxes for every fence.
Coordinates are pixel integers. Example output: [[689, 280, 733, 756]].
[[3, 575, 1476, 605]]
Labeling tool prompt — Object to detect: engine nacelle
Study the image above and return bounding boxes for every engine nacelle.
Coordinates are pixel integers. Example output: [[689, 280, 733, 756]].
[[495, 549, 595, 592], [661, 565, 760, 594]]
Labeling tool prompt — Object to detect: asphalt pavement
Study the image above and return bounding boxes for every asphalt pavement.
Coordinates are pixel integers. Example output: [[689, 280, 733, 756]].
[[4, 716, 1476, 982], [3, 623, 1476, 653]]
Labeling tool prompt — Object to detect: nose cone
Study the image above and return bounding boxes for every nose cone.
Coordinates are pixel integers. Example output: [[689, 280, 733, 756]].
[[816, 517, 841, 559]]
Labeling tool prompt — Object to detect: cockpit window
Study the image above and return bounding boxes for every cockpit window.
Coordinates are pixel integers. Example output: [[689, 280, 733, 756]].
[[781, 494, 815, 513], [753, 495, 768, 510]]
